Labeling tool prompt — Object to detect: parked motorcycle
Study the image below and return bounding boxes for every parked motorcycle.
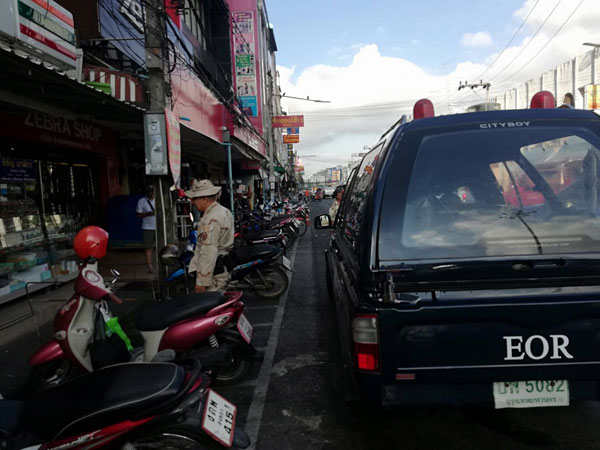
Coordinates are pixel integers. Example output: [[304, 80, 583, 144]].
[[1, 360, 251, 449], [163, 231, 291, 300], [29, 256, 260, 391]]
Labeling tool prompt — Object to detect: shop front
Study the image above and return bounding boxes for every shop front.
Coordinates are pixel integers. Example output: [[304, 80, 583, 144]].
[[0, 112, 121, 304]]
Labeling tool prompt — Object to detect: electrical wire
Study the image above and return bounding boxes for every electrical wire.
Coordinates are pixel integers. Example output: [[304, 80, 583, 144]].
[[472, 0, 541, 82], [489, 0, 564, 82], [496, 0, 585, 86]]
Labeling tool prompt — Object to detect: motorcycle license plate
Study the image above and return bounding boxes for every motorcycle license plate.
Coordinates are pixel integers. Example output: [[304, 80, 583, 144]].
[[202, 389, 237, 447], [237, 313, 253, 344], [282, 256, 293, 271], [493, 380, 569, 409]]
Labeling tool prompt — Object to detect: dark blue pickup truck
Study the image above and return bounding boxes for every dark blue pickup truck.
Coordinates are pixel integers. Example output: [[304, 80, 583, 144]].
[[316, 104, 600, 408]]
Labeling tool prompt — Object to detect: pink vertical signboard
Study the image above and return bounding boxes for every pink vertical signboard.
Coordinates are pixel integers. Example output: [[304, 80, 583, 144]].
[[165, 108, 181, 187]]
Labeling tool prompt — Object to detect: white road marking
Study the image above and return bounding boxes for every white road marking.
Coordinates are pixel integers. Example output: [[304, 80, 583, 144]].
[[244, 239, 299, 450]]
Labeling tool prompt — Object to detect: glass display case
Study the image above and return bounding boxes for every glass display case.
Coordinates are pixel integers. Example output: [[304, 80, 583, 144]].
[[0, 180, 51, 303]]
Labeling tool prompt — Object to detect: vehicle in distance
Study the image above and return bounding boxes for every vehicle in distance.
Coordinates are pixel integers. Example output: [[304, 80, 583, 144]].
[[323, 187, 335, 198], [316, 97, 600, 408]]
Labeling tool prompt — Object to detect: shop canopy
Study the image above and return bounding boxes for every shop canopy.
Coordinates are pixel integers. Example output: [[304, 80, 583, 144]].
[[0, 44, 144, 126]]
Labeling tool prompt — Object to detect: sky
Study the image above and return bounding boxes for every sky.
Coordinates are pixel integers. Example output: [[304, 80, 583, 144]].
[[265, 0, 600, 177]]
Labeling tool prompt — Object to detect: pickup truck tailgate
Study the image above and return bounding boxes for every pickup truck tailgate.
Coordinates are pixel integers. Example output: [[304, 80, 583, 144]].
[[379, 294, 600, 383]]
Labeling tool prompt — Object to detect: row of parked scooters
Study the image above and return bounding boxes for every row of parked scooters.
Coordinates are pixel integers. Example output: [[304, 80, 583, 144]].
[[163, 199, 310, 300], [0, 202, 309, 449]]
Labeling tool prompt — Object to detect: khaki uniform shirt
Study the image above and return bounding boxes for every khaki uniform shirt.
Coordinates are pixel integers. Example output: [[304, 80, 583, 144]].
[[189, 201, 234, 287], [329, 200, 340, 221]]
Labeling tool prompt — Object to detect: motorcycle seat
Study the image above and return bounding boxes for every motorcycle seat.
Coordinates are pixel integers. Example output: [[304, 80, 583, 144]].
[[244, 230, 280, 241], [232, 244, 281, 264], [135, 292, 225, 331], [20, 362, 186, 441], [0, 400, 20, 438]]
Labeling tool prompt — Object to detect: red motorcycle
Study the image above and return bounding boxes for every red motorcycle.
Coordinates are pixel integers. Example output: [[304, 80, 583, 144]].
[[1, 360, 251, 449], [29, 227, 260, 390]]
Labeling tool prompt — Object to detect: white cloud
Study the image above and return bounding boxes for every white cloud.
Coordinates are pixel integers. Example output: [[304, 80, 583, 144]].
[[461, 31, 493, 48], [278, 0, 600, 177]]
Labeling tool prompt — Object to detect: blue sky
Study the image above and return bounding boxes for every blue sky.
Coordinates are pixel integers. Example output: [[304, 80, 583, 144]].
[[268, 0, 524, 78], [264, 0, 600, 176]]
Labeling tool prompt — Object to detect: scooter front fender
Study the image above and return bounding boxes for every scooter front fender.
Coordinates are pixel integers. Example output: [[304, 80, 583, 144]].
[[29, 339, 64, 366]]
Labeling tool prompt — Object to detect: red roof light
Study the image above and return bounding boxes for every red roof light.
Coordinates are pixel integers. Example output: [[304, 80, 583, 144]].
[[530, 91, 555, 109], [413, 99, 435, 119]]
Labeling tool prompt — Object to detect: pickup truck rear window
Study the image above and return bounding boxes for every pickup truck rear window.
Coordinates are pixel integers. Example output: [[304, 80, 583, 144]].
[[380, 126, 600, 260]]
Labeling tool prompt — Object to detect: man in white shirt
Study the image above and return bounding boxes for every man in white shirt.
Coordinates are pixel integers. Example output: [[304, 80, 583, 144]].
[[136, 184, 156, 273]]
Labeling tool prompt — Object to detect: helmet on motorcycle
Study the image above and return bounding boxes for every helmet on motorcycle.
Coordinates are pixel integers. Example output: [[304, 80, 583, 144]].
[[73, 226, 109, 260], [159, 244, 179, 265]]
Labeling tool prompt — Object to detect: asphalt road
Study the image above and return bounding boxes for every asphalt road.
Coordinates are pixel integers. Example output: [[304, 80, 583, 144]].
[[4, 199, 600, 449], [225, 199, 600, 450]]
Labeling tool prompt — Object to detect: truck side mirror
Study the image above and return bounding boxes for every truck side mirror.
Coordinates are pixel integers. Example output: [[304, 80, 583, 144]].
[[314, 214, 332, 229]]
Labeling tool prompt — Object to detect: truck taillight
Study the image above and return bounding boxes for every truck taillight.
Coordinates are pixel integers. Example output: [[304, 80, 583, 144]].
[[352, 314, 379, 371]]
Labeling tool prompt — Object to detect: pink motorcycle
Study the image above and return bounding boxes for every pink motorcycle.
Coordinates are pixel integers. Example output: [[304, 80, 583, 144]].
[[29, 258, 260, 390]]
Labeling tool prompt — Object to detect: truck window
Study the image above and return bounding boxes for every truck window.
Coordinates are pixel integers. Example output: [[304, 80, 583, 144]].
[[379, 126, 600, 261], [341, 143, 385, 247]]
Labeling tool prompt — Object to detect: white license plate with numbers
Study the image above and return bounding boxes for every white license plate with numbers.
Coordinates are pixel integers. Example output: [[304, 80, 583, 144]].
[[236, 313, 253, 344], [493, 380, 569, 409], [202, 389, 237, 447]]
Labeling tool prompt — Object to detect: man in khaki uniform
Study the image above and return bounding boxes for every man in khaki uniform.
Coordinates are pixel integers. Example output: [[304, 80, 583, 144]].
[[185, 180, 234, 292]]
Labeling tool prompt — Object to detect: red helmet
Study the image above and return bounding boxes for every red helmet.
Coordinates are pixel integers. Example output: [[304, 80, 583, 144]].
[[73, 226, 108, 260]]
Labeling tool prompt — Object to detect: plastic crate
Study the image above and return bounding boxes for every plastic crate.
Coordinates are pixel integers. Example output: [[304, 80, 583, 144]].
[[10, 281, 26, 292]]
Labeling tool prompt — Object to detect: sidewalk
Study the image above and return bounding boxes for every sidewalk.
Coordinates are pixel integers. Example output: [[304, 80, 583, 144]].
[[0, 249, 159, 396]]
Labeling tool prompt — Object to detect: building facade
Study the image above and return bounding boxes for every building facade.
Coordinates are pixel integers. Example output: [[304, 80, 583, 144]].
[[0, 0, 283, 304]]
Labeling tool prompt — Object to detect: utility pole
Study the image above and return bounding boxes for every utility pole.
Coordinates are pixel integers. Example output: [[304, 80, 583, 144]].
[[458, 80, 491, 103], [144, 0, 177, 274]]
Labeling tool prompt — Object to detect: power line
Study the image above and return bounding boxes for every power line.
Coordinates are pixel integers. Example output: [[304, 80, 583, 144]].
[[472, 0, 541, 81], [489, 0, 564, 82], [496, 0, 585, 86]]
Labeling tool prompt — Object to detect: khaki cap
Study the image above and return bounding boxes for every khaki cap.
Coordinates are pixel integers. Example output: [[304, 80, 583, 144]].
[[185, 179, 221, 198]]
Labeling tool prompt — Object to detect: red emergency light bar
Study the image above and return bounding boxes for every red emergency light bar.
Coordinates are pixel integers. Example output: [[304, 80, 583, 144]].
[[413, 98, 435, 119], [530, 91, 555, 109]]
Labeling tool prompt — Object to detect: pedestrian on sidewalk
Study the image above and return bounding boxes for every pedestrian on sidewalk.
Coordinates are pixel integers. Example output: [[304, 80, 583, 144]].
[[136, 184, 156, 273], [186, 179, 234, 292]]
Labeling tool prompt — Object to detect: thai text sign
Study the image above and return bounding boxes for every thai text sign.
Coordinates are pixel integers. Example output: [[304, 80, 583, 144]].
[[0, 158, 36, 182], [283, 134, 300, 144], [272, 115, 304, 128]]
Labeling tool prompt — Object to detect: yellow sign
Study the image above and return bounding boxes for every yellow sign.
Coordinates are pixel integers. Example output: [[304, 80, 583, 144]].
[[584, 84, 600, 109], [283, 134, 300, 144]]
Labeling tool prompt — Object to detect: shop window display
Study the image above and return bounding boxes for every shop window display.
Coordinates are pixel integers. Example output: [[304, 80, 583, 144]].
[[0, 158, 98, 304]]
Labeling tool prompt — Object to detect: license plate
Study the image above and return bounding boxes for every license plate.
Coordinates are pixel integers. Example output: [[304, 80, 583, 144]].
[[282, 255, 292, 270], [493, 380, 569, 409], [201, 389, 237, 447], [237, 313, 253, 344]]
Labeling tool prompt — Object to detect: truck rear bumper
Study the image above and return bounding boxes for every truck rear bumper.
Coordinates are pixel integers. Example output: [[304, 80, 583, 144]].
[[357, 376, 600, 407]]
